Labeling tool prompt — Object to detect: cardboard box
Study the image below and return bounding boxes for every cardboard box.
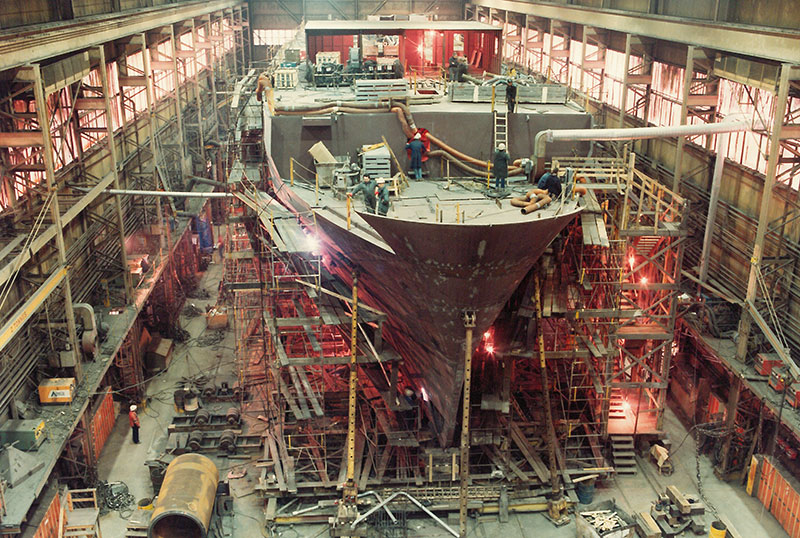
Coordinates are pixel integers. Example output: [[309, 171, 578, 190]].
[[38, 378, 76, 404], [206, 307, 229, 330]]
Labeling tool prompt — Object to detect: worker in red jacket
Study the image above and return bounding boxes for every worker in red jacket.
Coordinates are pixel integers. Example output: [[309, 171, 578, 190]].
[[129, 404, 140, 444]]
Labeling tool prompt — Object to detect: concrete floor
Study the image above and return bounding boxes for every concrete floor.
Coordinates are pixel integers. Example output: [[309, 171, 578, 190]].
[[96, 260, 788, 538]]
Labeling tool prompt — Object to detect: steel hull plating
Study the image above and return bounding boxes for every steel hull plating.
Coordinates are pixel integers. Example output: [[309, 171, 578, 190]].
[[272, 173, 580, 445]]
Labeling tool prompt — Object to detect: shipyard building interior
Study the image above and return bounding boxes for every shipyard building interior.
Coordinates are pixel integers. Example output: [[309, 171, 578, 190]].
[[1, 0, 800, 537]]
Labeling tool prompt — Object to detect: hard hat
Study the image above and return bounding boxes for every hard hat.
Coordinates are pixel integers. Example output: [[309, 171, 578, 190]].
[[130, 405, 137, 412], [377, 178, 386, 184], [414, 133, 422, 139], [404, 388, 414, 397], [498, 143, 506, 150]]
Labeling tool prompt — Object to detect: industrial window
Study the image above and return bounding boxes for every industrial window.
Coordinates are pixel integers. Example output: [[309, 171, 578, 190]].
[[500, 26, 794, 188], [253, 29, 295, 46]]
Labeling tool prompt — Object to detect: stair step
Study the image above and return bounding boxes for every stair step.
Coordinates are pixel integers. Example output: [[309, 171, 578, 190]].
[[616, 468, 638, 475], [613, 450, 636, 457]]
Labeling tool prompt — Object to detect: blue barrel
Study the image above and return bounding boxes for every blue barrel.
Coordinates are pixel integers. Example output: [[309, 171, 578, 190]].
[[576, 481, 595, 504]]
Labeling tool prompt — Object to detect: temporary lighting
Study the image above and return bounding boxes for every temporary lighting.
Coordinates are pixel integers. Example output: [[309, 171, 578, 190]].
[[629, 256, 636, 269], [421, 387, 429, 402], [483, 331, 491, 339]]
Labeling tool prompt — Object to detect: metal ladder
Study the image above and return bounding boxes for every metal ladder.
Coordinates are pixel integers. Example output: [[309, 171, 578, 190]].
[[493, 109, 508, 149]]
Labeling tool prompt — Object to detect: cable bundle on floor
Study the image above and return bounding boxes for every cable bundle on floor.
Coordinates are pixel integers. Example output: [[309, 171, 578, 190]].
[[95, 480, 136, 519]]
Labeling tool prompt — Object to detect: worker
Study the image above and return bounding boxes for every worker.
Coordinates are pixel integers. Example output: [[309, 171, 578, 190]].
[[405, 133, 426, 179], [376, 178, 391, 216], [216, 238, 225, 264], [506, 80, 517, 113], [537, 165, 563, 198], [348, 174, 377, 213], [493, 142, 511, 190], [448, 53, 461, 82], [129, 404, 141, 444], [140, 254, 151, 274]]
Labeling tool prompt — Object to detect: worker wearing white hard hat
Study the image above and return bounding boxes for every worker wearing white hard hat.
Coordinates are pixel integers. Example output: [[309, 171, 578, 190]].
[[129, 404, 141, 444], [493, 143, 511, 190], [405, 133, 426, 179]]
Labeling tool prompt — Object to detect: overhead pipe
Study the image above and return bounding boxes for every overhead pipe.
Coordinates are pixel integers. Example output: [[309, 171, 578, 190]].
[[149, 454, 219, 538], [533, 118, 753, 177], [101, 189, 234, 198]]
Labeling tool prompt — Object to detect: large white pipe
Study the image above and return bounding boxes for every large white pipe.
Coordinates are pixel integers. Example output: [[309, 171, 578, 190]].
[[533, 118, 753, 174]]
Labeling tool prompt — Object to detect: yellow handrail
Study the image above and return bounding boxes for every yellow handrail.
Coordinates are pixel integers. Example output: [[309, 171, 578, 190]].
[[346, 195, 351, 230]]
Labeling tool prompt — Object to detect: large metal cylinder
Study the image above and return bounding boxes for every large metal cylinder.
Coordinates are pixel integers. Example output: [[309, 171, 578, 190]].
[[148, 453, 219, 538]]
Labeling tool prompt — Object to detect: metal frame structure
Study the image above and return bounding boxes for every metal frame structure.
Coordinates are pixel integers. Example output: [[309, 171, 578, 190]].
[[0, 2, 249, 533]]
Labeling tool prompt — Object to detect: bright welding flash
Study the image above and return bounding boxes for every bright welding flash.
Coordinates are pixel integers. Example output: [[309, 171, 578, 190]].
[[640, 277, 648, 285], [485, 344, 495, 354]]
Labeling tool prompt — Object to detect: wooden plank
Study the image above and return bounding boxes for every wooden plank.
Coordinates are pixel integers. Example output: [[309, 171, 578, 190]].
[[275, 434, 297, 494], [595, 215, 610, 247], [295, 367, 324, 417], [287, 367, 311, 419], [509, 422, 548, 482], [284, 456, 297, 494], [265, 497, 277, 522], [277, 376, 306, 420], [666, 485, 691, 514], [266, 433, 286, 492]]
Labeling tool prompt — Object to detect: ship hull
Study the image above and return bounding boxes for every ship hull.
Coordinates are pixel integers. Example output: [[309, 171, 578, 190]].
[[270, 170, 580, 446]]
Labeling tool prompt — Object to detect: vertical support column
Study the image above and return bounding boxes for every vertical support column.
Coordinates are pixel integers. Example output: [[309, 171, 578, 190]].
[[522, 15, 529, 73], [344, 272, 359, 501], [716, 375, 741, 479], [459, 311, 475, 538], [619, 33, 632, 129], [699, 133, 728, 283], [95, 46, 133, 304], [140, 34, 165, 246], [191, 19, 206, 164], [736, 64, 793, 362], [236, 7, 246, 75], [579, 26, 588, 97], [204, 18, 220, 142], [673, 45, 695, 192], [546, 19, 555, 82], [656, 201, 688, 430], [32, 65, 81, 381], [170, 25, 187, 176]]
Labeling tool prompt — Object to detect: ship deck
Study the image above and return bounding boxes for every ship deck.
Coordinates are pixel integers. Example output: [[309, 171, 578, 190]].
[[287, 176, 581, 235]]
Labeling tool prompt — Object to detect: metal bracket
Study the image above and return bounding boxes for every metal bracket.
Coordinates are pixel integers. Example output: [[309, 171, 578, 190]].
[[462, 310, 476, 328]]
